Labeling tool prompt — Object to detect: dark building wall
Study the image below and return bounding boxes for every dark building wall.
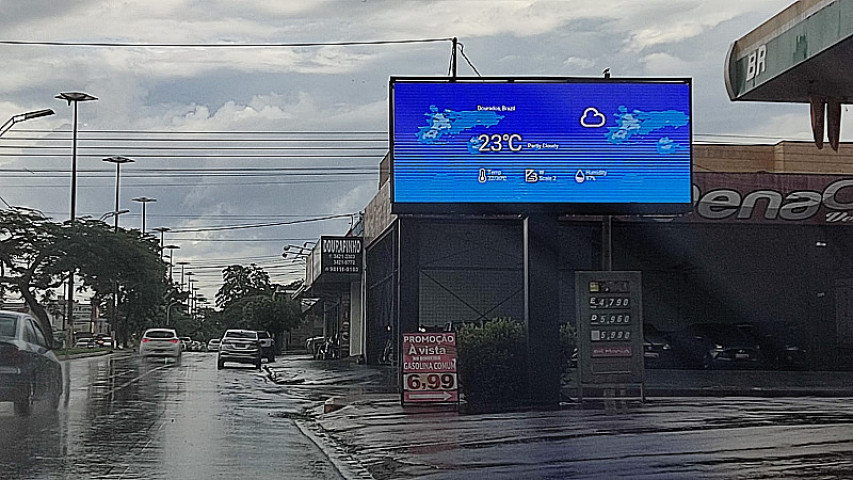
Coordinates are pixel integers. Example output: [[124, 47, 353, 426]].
[[365, 213, 853, 368]]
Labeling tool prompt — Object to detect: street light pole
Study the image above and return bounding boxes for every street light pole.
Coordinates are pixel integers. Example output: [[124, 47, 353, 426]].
[[102, 157, 135, 232], [176, 261, 189, 291], [132, 196, 156, 235], [153, 227, 170, 260], [56, 92, 97, 344], [164, 245, 180, 282]]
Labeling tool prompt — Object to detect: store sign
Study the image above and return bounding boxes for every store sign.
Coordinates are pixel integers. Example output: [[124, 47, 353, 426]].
[[390, 77, 692, 214], [642, 173, 853, 225], [305, 236, 363, 287], [320, 237, 363, 275], [402, 332, 459, 404]]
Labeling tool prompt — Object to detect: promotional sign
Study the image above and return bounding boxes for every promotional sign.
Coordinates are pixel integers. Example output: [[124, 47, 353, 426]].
[[402, 332, 459, 404], [390, 77, 692, 214], [576, 271, 644, 389]]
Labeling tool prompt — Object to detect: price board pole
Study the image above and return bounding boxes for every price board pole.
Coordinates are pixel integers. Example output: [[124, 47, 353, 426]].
[[401, 332, 459, 406]]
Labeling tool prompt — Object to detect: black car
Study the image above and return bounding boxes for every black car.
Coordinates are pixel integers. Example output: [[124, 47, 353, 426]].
[[737, 322, 807, 370], [643, 323, 674, 368], [0, 310, 62, 415], [670, 322, 763, 369]]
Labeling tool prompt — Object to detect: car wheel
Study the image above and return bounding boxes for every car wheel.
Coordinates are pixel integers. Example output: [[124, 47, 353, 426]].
[[217, 359, 224, 370], [268, 354, 275, 363], [14, 382, 35, 416], [256, 359, 262, 370]]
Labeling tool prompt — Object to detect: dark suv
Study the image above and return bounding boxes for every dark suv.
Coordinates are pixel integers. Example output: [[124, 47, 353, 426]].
[[257, 331, 275, 363]]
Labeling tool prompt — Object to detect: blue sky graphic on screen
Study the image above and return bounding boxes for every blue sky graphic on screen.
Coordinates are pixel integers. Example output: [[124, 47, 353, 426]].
[[391, 80, 692, 208]]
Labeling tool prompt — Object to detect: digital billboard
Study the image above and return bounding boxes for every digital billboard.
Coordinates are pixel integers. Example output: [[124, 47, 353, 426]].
[[390, 77, 692, 214]]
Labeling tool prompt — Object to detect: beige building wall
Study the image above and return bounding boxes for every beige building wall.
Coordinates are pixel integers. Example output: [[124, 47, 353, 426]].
[[696, 141, 853, 175]]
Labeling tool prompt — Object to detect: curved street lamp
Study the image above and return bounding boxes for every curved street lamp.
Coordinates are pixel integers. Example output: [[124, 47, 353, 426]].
[[0, 109, 55, 138]]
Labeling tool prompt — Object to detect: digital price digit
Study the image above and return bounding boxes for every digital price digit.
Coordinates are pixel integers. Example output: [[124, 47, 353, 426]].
[[405, 373, 457, 390]]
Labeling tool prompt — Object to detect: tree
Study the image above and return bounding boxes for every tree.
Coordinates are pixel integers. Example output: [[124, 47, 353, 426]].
[[0, 209, 70, 337], [0, 209, 166, 344], [215, 264, 303, 345], [215, 263, 273, 308]]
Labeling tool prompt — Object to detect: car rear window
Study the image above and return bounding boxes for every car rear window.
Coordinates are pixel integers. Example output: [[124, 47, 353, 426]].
[[0, 315, 17, 339], [225, 331, 257, 339], [145, 330, 176, 339], [257, 331, 270, 339]]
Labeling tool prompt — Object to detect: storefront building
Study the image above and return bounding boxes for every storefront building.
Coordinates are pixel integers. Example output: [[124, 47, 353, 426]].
[[355, 142, 853, 370]]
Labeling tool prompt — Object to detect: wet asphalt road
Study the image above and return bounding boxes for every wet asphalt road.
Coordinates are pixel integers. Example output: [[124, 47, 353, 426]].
[[0, 352, 343, 480]]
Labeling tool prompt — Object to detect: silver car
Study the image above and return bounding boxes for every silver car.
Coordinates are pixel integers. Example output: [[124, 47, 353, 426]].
[[217, 329, 261, 370], [139, 328, 181, 361]]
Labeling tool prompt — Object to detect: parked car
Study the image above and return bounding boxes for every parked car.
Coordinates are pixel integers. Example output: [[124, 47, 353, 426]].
[[737, 321, 807, 370], [74, 337, 95, 348], [0, 310, 62, 415], [190, 340, 204, 352], [207, 338, 221, 352], [256, 331, 275, 363], [643, 323, 673, 368], [218, 330, 261, 370], [669, 323, 762, 369], [139, 328, 182, 361], [179, 337, 192, 351], [95, 336, 113, 348]]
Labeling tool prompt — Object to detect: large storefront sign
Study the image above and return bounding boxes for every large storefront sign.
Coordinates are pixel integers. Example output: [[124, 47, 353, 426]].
[[642, 172, 853, 225], [402, 332, 459, 405]]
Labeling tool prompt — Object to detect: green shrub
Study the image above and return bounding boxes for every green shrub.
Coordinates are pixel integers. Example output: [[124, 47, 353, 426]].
[[456, 317, 528, 407], [559, 322, 577, 374]]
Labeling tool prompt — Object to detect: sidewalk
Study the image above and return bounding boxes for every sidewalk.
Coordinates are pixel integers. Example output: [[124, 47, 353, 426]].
[[268, 356, 853, 480]]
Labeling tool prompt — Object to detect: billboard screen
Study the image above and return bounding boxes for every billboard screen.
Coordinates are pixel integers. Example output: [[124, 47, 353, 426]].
[[390, 77, 692, 214]]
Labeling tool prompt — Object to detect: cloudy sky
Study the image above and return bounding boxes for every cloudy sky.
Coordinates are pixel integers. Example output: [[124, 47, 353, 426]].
[[0, 0, 813, 301]]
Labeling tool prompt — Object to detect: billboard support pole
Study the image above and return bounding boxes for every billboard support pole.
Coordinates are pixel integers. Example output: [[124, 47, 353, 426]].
[[451, 37, 457, 78], [524, 214, 562, 407], [602, 215, 612, 271]]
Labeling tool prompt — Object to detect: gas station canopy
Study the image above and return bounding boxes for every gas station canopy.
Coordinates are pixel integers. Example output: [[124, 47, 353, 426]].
[[726, 0, 853, 103]]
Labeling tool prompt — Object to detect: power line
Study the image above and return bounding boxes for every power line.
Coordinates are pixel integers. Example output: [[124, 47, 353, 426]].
[[0, 37, 453, 49], [168, 213, 353, 233]]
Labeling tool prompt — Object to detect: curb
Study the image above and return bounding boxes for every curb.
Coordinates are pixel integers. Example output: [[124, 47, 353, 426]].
[[293, 418, 376, 480]]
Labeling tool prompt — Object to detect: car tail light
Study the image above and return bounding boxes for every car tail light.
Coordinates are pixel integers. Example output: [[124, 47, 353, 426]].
[[169, 339, 179, 344], [142, 338, 150, 343]]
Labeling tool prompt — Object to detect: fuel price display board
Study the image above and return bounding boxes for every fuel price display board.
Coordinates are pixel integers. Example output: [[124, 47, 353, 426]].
[[402, 332, 459, 405], [576, 271, 644, 389], [390, 77, 692, 214]]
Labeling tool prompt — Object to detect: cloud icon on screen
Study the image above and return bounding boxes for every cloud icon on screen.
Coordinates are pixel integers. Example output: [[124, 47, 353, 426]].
[[580, 107, 606, 128]]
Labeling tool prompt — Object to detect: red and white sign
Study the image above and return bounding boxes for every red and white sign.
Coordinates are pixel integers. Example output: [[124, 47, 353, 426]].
[[402, 332, 459, 404], [592, 345, 632, 358]]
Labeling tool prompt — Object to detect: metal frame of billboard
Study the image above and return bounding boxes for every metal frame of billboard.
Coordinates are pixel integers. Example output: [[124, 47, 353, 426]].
[[389, 76, 694, 215]]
